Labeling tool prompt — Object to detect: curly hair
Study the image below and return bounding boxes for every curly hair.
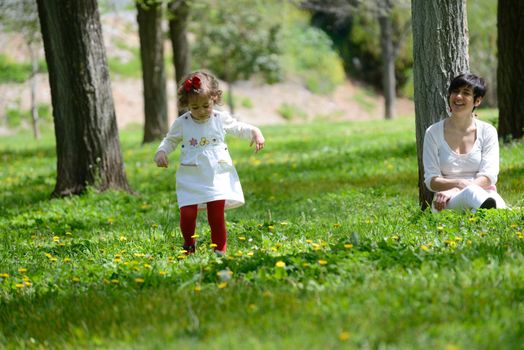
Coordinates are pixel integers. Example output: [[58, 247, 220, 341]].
[[177, 71, 223, 109]]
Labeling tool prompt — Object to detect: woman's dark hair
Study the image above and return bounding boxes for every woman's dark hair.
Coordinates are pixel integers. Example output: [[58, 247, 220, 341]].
[[448, 73, 486, 101]]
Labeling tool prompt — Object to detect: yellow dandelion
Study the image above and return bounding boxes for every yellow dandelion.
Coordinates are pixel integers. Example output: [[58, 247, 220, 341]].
[[238, 236, 246, 241], [247, 252, 254, 257], [454, 237, 463, 242], [303, 262, 310, 268], [18, 268, 27, 274], [107, 217, 115, 224], [275, 261, 286, 268], [15, 283, 25, 289], [344, 243, 353, 249], [159, 271, 167, 277], [516, 232, 524, 239], [191, 234, 199, 239], [468, 217, 477, 222], [318, 259, 328, 266], [72, 277, 80, 283], [306, 239, 313, 244], [168, 256, 175, 262], [22, 276, 30, 282], [50, 257, 58, 263], [338, 331, 351, 341], [119, 236, 127, 242], [437, 226, 444, 231], [479, 231, 487, 237], [445, 345, 460, 350], [280, 221, 289, 226], [134, 278, 145, 284], [177, 255, 187, 260], [218, 282, 227, 289], [268, 226, 274, 232], [194, 285, 202, 293], [151, 223, 159, 229], [114, 257, 122, 263], [45, 253, 53, 259], [23, 281, 32, 287], [65, 232, 73, 237], [235, 251, 243, 257], [52, 236, 60, 242], [421, 245, 429, 252], [143, 264, 152, 269], [209, 243, 218, 248], [333, 223, 341, 229], [111, 279, 120, 285], [134, 253, 145, 258], [0, 273, 9, 279], [103, 279, 110, 285]]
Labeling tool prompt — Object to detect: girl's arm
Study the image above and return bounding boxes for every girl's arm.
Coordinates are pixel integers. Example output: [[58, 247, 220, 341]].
[[220, 111, 265, 152], [155, 119, 183, 167]]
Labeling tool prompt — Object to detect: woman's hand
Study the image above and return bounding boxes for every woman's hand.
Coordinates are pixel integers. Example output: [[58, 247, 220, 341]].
[[250, 129, 265, 153], [433, 188, 460, 211], [154, 151, 169, 168]]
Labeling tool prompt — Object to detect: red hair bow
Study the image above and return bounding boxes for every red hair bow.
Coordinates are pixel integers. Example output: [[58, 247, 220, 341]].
[[183, 76, 202, 92]]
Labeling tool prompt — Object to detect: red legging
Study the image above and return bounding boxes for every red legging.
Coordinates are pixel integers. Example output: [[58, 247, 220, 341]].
[[179, 200, 227, 252]]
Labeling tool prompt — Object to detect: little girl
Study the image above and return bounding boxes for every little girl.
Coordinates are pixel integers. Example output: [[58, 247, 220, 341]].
[[154, 71, 265, 254]]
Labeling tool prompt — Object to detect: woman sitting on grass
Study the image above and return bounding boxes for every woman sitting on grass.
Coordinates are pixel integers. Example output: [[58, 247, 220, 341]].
[[423, 73, 506, 212]]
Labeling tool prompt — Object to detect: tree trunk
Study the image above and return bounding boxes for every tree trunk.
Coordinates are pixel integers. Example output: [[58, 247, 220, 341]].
[[227, 80, 235, 114], [36, 0, 131, 196], [28, 42, 39, 139], [137, 0, 168, 144], [497, 0, 524, 141], [378, 14, 395, 120], [168, 0, 190, 84], [411, 0, 469, 209]]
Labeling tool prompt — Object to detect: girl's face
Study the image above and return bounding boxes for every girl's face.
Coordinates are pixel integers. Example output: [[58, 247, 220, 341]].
[[188, 95, 214, 121], [449, 86, 481, 114]]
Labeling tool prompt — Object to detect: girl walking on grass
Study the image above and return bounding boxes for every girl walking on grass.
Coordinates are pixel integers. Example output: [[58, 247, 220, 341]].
[[154, 71, 265, 254]]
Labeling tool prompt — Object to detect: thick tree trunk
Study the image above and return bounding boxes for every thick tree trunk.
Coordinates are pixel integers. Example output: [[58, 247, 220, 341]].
[[168, 0, 191, 85], [411, 0, 469, 209], [379, 14, 395, 120], [497, 0, 524, 141], [137, 0, 168, 144], [36, 0, 131, 196]]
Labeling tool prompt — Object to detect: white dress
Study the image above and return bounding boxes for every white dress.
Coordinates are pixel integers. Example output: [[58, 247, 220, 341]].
[[157, 109, 258, 210]]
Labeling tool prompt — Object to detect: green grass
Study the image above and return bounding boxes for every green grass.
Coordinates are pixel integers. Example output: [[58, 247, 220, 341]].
[[1, 116, 524, 349]]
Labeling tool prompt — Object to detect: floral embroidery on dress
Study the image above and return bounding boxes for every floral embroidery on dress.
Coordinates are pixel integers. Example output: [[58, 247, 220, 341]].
[[200, 137, 210, 146], [189, 138, 198, 147]]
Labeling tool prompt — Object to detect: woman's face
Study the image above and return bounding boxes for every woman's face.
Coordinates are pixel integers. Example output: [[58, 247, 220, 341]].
[[188, 95, 214, 121], [449, 86, 480, 114]]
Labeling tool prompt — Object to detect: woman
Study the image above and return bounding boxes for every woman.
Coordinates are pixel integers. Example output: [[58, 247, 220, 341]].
[[423, 73, 506, 211]]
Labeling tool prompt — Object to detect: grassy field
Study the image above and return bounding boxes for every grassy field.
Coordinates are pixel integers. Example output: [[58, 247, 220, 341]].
[[1, 114, 523, 349]]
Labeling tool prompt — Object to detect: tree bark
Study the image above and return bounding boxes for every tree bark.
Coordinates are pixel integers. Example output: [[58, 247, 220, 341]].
[[137, 0, 168, 144], [497, 0, 524, 141], [378, 13, 395, 120], [411, 0, 469, 209], [168, 0, 191, 84], [28, 42, 39, 139], [36, 0, 131, 196]]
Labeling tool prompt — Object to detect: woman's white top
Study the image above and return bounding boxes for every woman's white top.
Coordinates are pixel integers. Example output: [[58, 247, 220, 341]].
[[423, 118, 499, 192], [157, 109, 258, 210]]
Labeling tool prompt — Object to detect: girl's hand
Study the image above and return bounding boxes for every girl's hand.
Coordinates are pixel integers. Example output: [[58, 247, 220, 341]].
[[433, 188, 460, 211], [154, 151, 169, 168], [250, 129, 265, 153]]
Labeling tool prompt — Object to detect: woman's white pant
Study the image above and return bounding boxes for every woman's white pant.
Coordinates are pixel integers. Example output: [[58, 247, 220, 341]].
[[434, 184, 506, 212]]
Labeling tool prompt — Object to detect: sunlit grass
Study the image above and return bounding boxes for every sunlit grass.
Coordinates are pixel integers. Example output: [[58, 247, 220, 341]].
[[1, 116, 523, 349]]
